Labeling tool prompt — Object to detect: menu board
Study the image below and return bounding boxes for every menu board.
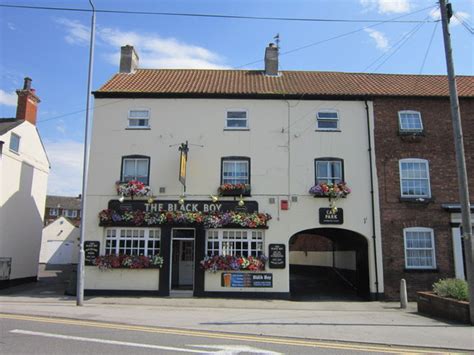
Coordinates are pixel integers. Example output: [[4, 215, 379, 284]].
[[84, 241, 100, 265], [221, 273, 272, 288], [269, 244, 286, 269]]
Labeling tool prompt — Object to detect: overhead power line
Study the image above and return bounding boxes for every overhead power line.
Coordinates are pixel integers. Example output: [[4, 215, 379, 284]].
[[30, 4, 438, 124], [0, 3, 437, 24], [453, 13, 474, 34]]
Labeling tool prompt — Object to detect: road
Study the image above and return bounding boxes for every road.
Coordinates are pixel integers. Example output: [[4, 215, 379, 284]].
[[0, 313, 457, 355]]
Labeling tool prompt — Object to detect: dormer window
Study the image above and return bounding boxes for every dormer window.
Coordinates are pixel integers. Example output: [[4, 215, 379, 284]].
[[316, 111, 339, 131], [128, 109, 150, 128], [398, 111, 423, 133]]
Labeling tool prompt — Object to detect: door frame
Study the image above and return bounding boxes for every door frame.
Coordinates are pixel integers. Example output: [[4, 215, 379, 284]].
[[170, 228, 196, 291]]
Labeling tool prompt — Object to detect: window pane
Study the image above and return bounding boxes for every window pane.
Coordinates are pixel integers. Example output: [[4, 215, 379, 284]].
[[318, 120, 338, 129], [129, 110, 149, 118], [9, 133, 20, 152], [318, 112, 338, 119], [227, 111, 247, 119], [222, 160, 249, 184], [316, 162, 328, 179], [400, 160, 429, 197], [400, 112, 422, 131], [227, 119, 247, 128]]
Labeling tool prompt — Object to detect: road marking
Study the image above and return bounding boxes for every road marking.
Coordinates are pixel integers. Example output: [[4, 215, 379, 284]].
[[0, 313, 454, 354], [190, 344, 282, 354], [10, 329, 208, 354]]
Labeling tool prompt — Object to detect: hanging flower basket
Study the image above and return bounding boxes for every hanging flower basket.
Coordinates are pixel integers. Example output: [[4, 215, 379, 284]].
[[116, 180, 151, 198], [200, 255, 268, 273], [218, 183, 251, 196], [98, 209, 272, 228], [93, 254, 163, 271]]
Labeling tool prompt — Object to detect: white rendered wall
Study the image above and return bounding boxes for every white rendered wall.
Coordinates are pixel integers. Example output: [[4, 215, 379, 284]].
[[85, 98, 383, 294], [0, 121, 49, 280], [85, 267, 160, 290]]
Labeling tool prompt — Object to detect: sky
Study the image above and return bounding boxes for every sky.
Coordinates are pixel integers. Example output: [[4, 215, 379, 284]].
[[0, 0, 473, 196]]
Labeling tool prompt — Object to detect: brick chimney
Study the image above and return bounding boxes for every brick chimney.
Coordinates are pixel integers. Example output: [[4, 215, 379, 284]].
[[264, 43, 279, 76], [16, 77, 41, 125], [119, 45, 139, 73]]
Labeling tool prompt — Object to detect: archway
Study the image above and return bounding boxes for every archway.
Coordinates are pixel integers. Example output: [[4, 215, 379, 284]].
[[289, 228, 370, 300]]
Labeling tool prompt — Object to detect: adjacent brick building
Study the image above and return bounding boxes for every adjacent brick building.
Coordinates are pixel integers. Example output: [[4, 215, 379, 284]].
[[374, 96, 474, 299]]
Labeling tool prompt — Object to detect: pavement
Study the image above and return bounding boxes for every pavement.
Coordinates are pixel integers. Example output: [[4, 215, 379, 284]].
[[0, 265, 473, 352]]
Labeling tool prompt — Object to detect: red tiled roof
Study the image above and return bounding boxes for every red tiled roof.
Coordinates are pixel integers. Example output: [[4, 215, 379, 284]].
[[94, 69, 474, 98]]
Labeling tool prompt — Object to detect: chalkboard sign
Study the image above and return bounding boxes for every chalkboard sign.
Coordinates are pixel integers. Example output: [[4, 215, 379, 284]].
[[84, 241, 100, 265], [269, 244, 286, 269], [319, 208, 344, 224], [221, 273, 272, 288]]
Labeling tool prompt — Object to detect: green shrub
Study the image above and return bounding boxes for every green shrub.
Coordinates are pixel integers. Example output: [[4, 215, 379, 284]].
[[432, 278, 469, 301]]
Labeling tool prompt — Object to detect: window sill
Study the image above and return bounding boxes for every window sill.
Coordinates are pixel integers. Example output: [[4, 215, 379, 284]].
[[403, 268, 439, 273], [398, 130, 424, 136], [399, 196, 433, 204], [126, 127, 151, 130], [315, 129, 341, 132], [9, 149, 20, 155], [224, 128, 250, 131]]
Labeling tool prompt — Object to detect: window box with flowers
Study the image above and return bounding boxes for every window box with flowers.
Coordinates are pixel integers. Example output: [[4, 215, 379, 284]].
[[218, 183, 251, 197], [98, 209, 271, 229], [93, 254, 164, 271], [116, 180, 151, 199], [309, 182, 351, 211], [200, 255, 267, 273]]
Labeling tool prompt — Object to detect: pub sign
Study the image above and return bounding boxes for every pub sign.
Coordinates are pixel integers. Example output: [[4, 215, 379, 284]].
[[319, 208, 343, 224]]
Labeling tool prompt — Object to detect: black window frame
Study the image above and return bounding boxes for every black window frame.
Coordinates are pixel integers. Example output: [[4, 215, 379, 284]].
[[314, 157, 344, 184], [120, 154, 151, 185]]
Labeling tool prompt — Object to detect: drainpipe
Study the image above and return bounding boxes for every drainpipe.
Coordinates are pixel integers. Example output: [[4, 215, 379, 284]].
[[365, 100, 380, 299]]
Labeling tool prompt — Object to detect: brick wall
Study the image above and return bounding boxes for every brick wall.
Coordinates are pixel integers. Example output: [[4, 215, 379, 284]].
[[373, 97, 474, 300]]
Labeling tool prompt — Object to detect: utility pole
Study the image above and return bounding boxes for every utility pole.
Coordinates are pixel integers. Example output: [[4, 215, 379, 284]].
[[439, 0, 474, 325], [77, 0, 96, 306]]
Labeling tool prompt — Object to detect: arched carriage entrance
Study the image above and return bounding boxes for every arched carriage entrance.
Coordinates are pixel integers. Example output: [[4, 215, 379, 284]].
[[289, 228, 370, 300]]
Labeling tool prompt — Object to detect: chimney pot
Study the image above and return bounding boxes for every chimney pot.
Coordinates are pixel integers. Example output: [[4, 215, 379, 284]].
[[120, 45, 139, 73], [23, 77, 32, 90], [264, 43, 279, 76]]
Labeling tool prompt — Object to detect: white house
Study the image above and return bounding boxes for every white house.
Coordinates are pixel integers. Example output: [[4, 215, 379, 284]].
[[39, 216, 79, 264], [83, 45, 383, 299], [0, 77, 50, 287]]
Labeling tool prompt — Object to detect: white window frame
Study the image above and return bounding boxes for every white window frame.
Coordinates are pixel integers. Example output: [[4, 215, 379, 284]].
[[105, 228, 161, 256], [63, 209, 78, 218], [225, 109, 249, 130], [404, 227, 436, 269], [9, 133, 20, 153], [222, 159, 250, 185], [122, 157, 150, 184], [399, 158, 431, 198], [315, 159, 343, 184], [316, 110, 340, 131], [398, 110, 423, 132], [49, 208, 58, 217], [205, 229, 264, 257], [127, 109, 150, 129]]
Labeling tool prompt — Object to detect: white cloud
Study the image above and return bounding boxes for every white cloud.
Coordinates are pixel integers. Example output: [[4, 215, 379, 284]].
[[44, 139, 84, 196], [7, 22, 16, 31], [55, 18, 227, 69], [0, 89, 17, 106], [365, 29, 390, 51], [55, 18, 90, 45], [360, 0, 411, 14], [430, 8, 471, 27], [56, 119, 66, 134]]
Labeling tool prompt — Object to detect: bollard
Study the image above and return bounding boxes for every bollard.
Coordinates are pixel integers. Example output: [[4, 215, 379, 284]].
[[400, 279, 408, 309]]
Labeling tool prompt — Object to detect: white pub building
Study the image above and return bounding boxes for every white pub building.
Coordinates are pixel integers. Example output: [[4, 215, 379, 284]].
[[83, 45, 383, 299]]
